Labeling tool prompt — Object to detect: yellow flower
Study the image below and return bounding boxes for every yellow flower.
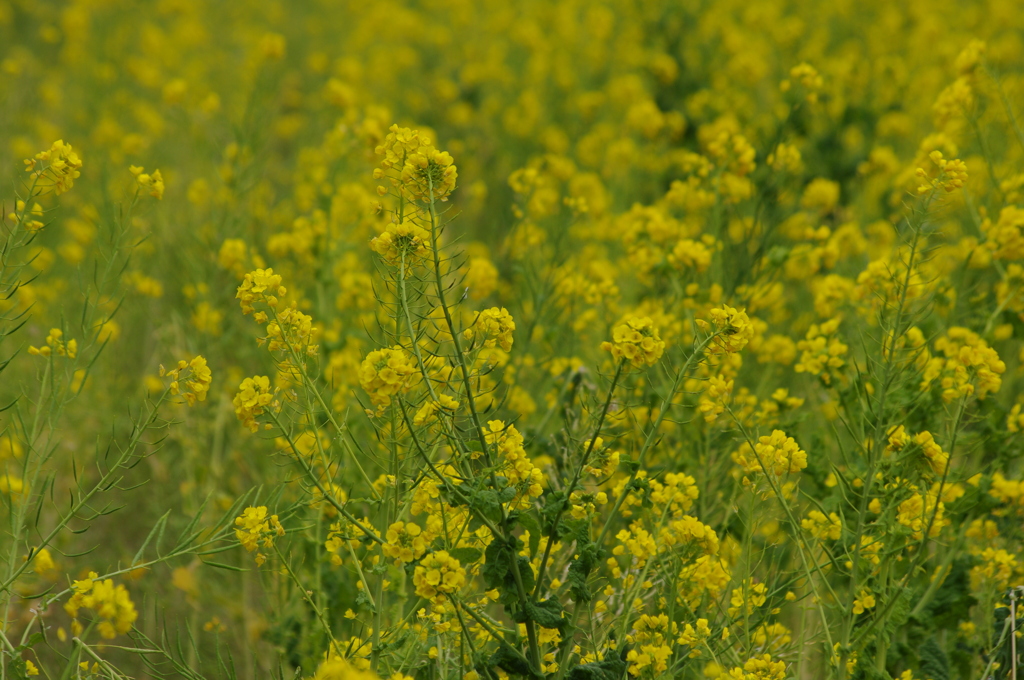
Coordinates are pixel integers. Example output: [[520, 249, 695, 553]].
[[234, 506, 285, 566], [129, 165, 165, 199], [160, 356, 213, 406], [852, 589, 876, 615], [413, 551, 466, 602], [24, 140, 83, 195], [699, 306, 754, 354], [464, 307, 516, 352], [358, 346, 420, 410], [375, 124, 458, 203], [801, 510, 842, 541], [64, 573, 138, 639], [28, 328, 77, 359], [916, 150, 967, 194], [601, 316, 665, 368], [383, 521, 428, 564]]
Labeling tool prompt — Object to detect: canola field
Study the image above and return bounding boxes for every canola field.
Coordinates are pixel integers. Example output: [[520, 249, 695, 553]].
[[3, 1, 1024, 679]]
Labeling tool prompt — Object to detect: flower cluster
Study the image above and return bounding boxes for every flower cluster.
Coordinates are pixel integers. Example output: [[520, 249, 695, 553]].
[[726, 654, 787, 680], [358, 346, 420, 410], [916, 150, 968, 194], [263, 306, 319, 356], [781, 62, 824, 103], [235, 506, 285, 566], [413, 394, 459, 426], [795, 318, 848, 386], [28, 328, 77, 358], [64, 572, 138, 639], [374, 124, 458, 202], [625, 614, 675, 677], [130, 165, 165, 200], [801, 510, 842, 541], [370, 222, 431, 264], [233, 376, 279, 432], [236, 268, 286, 316], [464, 307, 516, 352], [24, 140, 83, 195], [383, 521, 428, 564], [601, 316, 665, 367], [920, 327, 1004, 402], [160, 356, 212, 406], [982, 206, 1024, 260], [734, 430, 808, 481], [484, 420, 544, 500], [413, 551, 466, 602], [699, 306, 754, 354]]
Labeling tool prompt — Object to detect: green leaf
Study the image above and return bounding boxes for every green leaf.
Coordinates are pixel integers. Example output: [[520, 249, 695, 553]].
[[201, 560, 247, 572], [919, 638, 949, 680], [487, 643, 538, 679], [483, 535, 535, 606], [567, 542, 601, 603], [449, 547, 483, 564], [541, 491, 568, 533], [566, 653, 626, 680], [525, 599, 566, 631], [469, 488, 504, 523]]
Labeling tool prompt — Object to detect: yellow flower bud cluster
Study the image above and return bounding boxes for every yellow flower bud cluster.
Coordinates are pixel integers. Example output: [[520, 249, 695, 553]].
[[896, 491, 947, 540], [659, 515, 719, 555], [413, 394, 459, 426], [780, 62, 823, 103], [233, 376, 279, 432], [676, 618, 711, 654], [801, 510, 842, 541], [263, 306, 318, 356], [311, 657, 379, 680], [236, 269, 318, 356], [374, 124, 458, 203], [413, 551, 466, 602], [160, 356, 212, 406], [569, 490, 608, 519], [234, 506, 285, 566], [699, 305, 754, 354], [369, 222, 431, 264], [916, 150, 967, 194], [920, 327, 1004, 402], [28, 328, 77, 358], [24, 140, 83, 195], [794, 317, 848, 386], [969, 547, 1017, 592], [130, 165, 165, 200], [727, 579, 768, 618], [383, 521, 428, 564], [464, 307, 516, 352], [734, 430, 807, 481], [982, 205, 1024, 260], [358, 346, 420, 410], [726, 654, 787, 680], [707, 131, 756, 177], [913, 431, 950, 476], [668, 237, 716, 273], [613, 524, 658, 565], [484, 420, 544, 501], [6, 200, 45, 231], [64, 572, 138, 639], [624, 613, 674, 676], [601, 316, 665, 368], [236, 268, 286, 316]]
